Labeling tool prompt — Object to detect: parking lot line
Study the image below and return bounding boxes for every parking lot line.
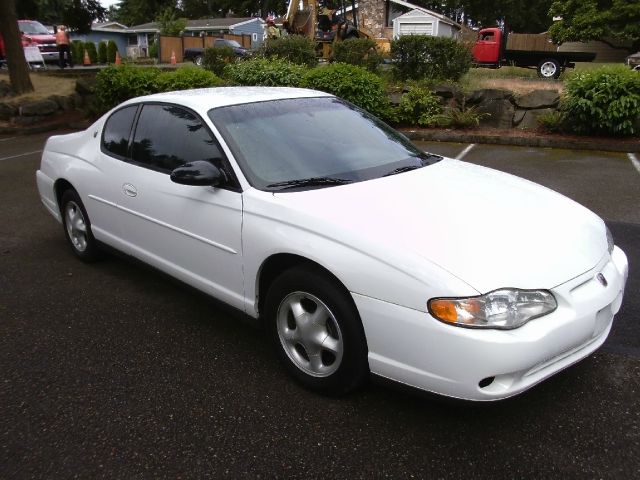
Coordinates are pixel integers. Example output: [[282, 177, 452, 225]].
[[629, 153, 640, 175], [0, 137, 16, 142], [456, 143, 475, 160], [0, 150, 43, 162]]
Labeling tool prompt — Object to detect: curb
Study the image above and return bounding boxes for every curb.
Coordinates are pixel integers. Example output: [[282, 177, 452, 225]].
[[401, 129, 640, 153]]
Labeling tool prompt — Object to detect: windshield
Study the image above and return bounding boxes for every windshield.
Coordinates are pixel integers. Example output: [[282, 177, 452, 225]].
[[19, 21, 50, 35], [208, 97, 440, 191]]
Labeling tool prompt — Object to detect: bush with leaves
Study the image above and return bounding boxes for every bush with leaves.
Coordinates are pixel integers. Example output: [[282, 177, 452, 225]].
[[302, 63, 391, 120], [71, 40, 84, 65], [260, 35, 317, 67], [394, 86, 442, 127], [97, 41, 107, 63], [107, 41, 118, 63], [224, 57, 307, 87], [562, 66, 640, 136], [391, 35, 472, 82], [537, 110, 566, 133], [148, 41, 158, 60], [155, 66, 223, 92], [84, 41, 98, 64], [203, 46, 236, 76], [434, 105, 488, 128], [332, 38, 381, 72], [95, 65, 161, 112]]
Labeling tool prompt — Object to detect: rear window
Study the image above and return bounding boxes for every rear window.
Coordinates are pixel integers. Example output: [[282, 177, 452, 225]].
[[102, 105, 138, 159]]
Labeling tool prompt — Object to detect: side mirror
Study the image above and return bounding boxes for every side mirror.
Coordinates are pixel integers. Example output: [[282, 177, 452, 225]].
[[170, 160, 225, 187]]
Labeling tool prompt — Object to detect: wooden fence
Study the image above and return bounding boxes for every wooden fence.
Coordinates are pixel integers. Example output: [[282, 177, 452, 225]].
[[159, 34, 252, 63]]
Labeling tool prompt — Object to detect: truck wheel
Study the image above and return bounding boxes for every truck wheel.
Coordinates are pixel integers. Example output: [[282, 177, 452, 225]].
[[537, 59, 561, 79], [194, 55, 203, 66]]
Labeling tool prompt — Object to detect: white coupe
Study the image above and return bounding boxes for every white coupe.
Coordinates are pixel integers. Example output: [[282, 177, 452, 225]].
[[36, 87, 628, 400]]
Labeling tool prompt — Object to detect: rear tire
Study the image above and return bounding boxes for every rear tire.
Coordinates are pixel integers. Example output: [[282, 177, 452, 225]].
[[60, 189, 101, 262], [537, 58, 561, 79], [265, 266, 369, 395], [194, 55, 203, 66]]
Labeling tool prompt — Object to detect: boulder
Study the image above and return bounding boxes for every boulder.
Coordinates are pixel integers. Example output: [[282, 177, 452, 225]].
[[0, 80, 12, 98], [476, 98, 515, 129], [75, 78, 96, 95], [19, 99, 59, 116], [515, 90, 560, 109], [467, 88, 514, 104], [51, 94, 75, 111], [0, 102, 17, 120], [513, 109, 526, 126], [433, 84, 462, 100], [517, 108, 555, 130], [10, 115, 48, 126]]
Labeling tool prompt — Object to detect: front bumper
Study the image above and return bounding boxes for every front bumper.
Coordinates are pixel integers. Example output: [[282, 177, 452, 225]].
[[355, 246, 628, 401]]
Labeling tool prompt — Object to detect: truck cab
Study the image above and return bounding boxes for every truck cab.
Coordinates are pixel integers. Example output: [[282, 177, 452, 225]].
[[0, 20, 58, 64], [472, 27, 502, 66]]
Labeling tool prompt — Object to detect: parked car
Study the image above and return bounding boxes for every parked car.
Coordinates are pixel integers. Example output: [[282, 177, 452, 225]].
[[626, 51, 640, 68], [184, 39, 250, 66], [36, 87, 628, 401], [0, 20, 58, 63]]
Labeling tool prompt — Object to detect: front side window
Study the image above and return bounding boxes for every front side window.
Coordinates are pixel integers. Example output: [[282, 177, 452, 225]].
[[208, 97, 440, 191], [102, 105, 138, 158], [131, 104, 223, 173]]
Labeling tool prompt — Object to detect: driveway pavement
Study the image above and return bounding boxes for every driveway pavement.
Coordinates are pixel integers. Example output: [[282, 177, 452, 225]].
[[1, 133, 639, 479]]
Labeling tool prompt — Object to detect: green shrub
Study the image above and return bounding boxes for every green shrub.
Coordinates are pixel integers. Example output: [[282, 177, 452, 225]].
[[95, 65, 161, 112], [332, 38, 381, 72], [155, 66, 223, 92], [302, 63, 391, 120], [394, 86, 442, 127], [260, 34, 317, 67], [391, 35, 472, 82], [562, 66, 640, 136], [203, 46, 236, 76], [148, 41, 158, 60], [71, 40, 84, 65], [97, 41, 107, 63], [537, 110, 566, 133], [84, 41, 98, 64], [107, 40, 118, 63], [224, 57, 306, 87], [434, 105, 488, 128]]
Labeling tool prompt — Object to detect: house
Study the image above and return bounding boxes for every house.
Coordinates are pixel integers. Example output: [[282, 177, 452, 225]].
[[127, 17, 265, 57], [69, 21, 129, 59], [392, 7, 461, 39]]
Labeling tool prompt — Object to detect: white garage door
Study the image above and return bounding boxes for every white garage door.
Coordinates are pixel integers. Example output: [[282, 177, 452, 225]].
[[399, 22, 433, 36]]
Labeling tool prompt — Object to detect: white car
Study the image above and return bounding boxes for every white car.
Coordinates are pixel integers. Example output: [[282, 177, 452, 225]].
[[36, 87, 628, 400]]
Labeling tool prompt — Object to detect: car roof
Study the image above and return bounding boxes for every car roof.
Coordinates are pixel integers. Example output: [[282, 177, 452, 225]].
[[122, 87, 333, 113]]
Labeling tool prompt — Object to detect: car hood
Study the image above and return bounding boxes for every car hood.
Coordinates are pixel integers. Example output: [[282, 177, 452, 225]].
[[267, 159, 606, 293]]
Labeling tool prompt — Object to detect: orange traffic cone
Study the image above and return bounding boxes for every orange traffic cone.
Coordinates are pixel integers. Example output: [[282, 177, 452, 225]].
[[115, 51, 121, 65], [83, 49, 91, 66], [170, 50, 177, 65]]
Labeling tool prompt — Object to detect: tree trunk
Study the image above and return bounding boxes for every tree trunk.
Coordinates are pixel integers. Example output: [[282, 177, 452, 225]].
[[0, 0, 34, 95]]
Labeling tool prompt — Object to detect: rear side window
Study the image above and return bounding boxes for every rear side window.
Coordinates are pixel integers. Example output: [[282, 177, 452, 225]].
[[131, 104, 223, 173], [102, 105, 138, 158]]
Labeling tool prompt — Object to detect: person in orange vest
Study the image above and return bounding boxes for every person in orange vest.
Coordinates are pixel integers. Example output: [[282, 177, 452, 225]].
[[56, 25, 73, 69]]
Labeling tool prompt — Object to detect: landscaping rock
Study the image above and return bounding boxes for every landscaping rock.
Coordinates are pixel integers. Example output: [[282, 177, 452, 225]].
[[19, 99, 59, 116], [75, 78, 96, 95], [476, 98, 515, 129], [515, 90, 560, 109], [517, 108, 555, 130], [0, 80, 12, 98], [467, 88, 514, 104], [51, 94, 75, 111], [513, 109, 526, 126], [0, 102, 17, 120], [10, 115, 49, 126], [433, 84, 461, 99], [73, 93, 85, 108], [389, 91, 403, 106]]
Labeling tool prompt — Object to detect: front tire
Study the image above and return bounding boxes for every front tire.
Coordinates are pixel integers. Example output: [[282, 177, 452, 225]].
[[194, 55, 203, 66], [60, 189, 101, 262], [537, 58, 561, 79], [265, 266, 369, 395]]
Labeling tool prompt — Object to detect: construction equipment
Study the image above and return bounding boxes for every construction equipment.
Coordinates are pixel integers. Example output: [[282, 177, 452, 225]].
[[285, 0, 366, 58]]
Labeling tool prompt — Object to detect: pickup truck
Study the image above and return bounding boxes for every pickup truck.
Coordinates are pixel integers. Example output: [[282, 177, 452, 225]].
[[0, 20, 58, 64], [472, 27, 596, 79], [184, 38, 250, 66]]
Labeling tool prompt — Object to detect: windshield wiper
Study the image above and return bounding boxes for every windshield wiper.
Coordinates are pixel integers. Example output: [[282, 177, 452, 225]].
[[383, 165, 422, 177], [266, 177, 353, 191]]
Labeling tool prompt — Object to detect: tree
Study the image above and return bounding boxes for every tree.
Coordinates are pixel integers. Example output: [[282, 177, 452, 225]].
[[16, 0, 106, 34], [114, 0, 175, 27], [156, 7, 186, 36], [549, 0, 640, 51], [0, 0, 34, 94]]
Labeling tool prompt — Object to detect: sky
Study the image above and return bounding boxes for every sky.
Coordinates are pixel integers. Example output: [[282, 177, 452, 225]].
[[100, 0, 121, 8]]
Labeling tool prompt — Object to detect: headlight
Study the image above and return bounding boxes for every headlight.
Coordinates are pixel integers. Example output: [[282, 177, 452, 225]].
[[428, 289, 557, 330], [606, 226, 614, 254]]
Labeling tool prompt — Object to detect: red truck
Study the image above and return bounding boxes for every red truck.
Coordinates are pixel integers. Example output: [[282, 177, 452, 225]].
[[0, 20, 58, 64], [472, 27, 596, 79]]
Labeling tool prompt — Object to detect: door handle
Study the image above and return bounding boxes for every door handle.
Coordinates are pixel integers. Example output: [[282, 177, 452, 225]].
[[122, 183, 138, 197]]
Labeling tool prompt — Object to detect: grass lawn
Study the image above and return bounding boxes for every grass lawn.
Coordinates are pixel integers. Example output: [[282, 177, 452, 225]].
[[0, 71, 76, 104]]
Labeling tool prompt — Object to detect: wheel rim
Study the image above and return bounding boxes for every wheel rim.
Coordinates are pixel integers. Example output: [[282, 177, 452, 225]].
[[64, 201, 88, 252], [540, 61, 557, 77], [195, 56, 202, 66], [276, 292, 344, 377]]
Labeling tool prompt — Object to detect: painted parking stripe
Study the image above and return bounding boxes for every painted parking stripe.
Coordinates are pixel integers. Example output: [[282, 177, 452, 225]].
[[0, 150, 42, 162], [628, 153, 640, 175], [456, 143, 475, 160], [0, 137, 16, 142]]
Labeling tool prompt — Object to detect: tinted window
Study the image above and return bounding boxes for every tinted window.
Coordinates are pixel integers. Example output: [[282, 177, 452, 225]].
[[131, 104, 223, 172], [103, 105, 137, 158]]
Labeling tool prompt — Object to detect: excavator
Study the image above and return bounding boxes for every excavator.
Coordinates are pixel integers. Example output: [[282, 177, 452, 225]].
[[284, 0, 367, 58]]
